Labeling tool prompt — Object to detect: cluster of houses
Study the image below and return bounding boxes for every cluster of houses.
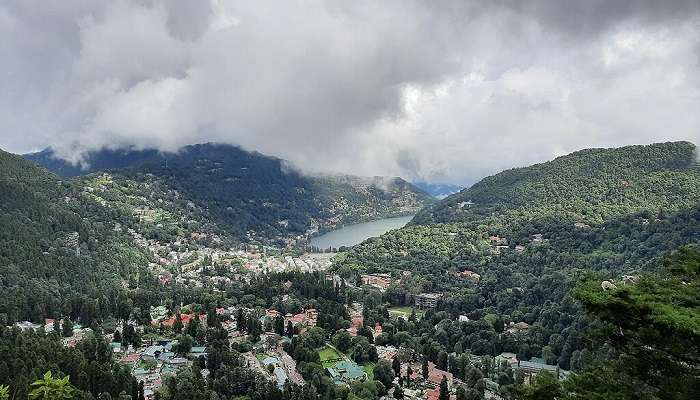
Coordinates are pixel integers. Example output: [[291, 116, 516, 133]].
[[117, 339, 205, 399], [263, 308, 319, 329]]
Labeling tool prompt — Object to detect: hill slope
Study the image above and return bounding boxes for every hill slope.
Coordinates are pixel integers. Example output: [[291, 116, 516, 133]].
[[25, 144, 433, 243], [414, 141, 700, 226], [0, 149, 150, 323], [334, 142, 700, 369]]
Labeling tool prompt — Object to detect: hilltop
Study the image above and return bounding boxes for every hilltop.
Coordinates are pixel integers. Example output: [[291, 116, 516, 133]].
[[413, 141, 700, 227]]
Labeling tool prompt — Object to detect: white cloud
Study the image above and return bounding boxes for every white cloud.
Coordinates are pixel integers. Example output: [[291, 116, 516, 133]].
[[0, 0, 698, 185]]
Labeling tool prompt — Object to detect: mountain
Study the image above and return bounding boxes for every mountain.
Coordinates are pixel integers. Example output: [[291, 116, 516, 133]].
[[333, 141, 700, 372], [0, 149, 151, 323], [413, 141, 700, 226], [411, 181, 463, 199], [25, 143, 433, 243]]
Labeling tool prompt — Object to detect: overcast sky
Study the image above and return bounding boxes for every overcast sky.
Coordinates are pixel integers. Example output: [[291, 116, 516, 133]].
[[1, 1, 699, 185]]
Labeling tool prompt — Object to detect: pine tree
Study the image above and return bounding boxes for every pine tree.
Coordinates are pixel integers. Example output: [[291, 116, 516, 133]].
[[392, 356, 401, 376], [438, 375, 450, 400], [173, 313, 184, 333], [62, 318, 73, 338]]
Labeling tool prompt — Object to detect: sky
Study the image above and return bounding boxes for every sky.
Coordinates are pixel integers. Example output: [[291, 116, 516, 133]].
[[1, 0, 699, 185]]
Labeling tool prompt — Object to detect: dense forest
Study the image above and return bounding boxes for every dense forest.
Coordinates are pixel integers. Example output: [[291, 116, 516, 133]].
[[0, 150, 153, 324], [26, 144, 433, 241], [414, 141, 700, 227]]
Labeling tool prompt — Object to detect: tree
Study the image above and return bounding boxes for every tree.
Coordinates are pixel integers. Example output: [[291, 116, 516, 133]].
[[185, 314, 200, 338], [437, 351, 448, 370], [173, 334, 193, 355], [332, 330, 353, 353], [393, 385, 404, 399], [53, 319, 62, 336], [392, 356, 401, 377], [514, 372, 562, 400], [456, 385, 467, 400], [274, 316, 285, 335], [172, 314, 184, 333], [438, 375, 450, 400], [62, 318, 73, 338], [29, 371, 76, 400], [422, 358, 429, 379], [0, 385, 9, 400], [286, 320, 294, 338], [374, 360, 395, 389], [564, 247, 700, 399]]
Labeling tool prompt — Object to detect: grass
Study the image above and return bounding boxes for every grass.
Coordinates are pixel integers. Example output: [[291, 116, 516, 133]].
[[318, 345, 344, 367], [388, 306, 424, 320], [362, 363, 375, 380]]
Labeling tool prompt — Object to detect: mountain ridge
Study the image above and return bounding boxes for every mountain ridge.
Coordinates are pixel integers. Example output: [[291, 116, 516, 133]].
[[23, 143, 434, 244]]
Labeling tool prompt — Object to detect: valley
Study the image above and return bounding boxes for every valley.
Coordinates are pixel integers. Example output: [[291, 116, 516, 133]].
[[1, 142, 698, 400]]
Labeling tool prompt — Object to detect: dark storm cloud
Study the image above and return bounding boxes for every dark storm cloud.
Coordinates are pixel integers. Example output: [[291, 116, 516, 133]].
[[0, 0, 698, 185]]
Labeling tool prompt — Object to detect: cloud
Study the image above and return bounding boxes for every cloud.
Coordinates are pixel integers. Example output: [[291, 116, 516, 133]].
[[0, 0, 698, 185]]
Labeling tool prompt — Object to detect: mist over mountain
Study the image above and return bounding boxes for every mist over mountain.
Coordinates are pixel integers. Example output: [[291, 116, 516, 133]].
[[411, 181, 463, 199], [24, 143, 433, 242]]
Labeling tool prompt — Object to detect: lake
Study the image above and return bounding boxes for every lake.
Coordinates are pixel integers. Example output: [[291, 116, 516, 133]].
[[310, 215, 414, 249]]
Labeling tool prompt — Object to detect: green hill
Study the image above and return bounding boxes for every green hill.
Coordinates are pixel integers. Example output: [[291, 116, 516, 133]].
[[333, 142, 700, 370], [26, 143, 433, 243], [0, 149, 150, 323], [414, 141, 700, 226]]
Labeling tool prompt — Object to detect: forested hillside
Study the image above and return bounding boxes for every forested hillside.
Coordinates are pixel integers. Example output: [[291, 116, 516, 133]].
[[334, 141, 700, 373], [0, 150, 150, 323], [414, 141, 700, 226], [26, 144, 433, 243]]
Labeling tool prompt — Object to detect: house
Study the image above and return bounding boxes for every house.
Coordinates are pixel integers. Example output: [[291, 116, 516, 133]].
[[360, 273, 392, 290], [508, 321, 530, 334], [455, 270, 480, 282], [495, 352, 518, 367], [373, 323, 383, 337], [16, 321, 41, 331], [161, 313, 207, 328], [142, 345, 165, 359], [406, 361, 452, 387], [574, 222, 591, 229], [120, 353, 140, 365], [188, 346, 207, 358], [327, 360, 366, 384], [489, 235, 508, 246], [273, 366, 288, 389], [305, 309, 319, 326], [518, 357, 560, 376], [415, 293, 442, 309], [44, 318, 55, 332]]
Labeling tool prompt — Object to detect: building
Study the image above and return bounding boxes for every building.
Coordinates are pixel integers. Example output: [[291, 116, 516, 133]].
[[455, 270, 480, 282], [327, 360, 366, 385], [415, 293, 442, 309], [489, 235, 508, 246], [360, 273, 391, 290]]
